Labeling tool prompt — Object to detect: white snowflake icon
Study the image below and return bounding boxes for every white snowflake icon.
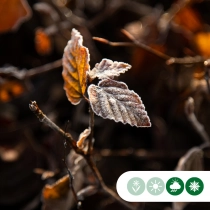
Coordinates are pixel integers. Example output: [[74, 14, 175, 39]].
[[133, 180, 140, 187], [189, 181, 200, 192]]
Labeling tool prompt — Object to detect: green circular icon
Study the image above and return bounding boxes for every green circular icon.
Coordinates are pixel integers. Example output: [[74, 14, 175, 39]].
[[185, 177, 204, 196], [166, 177, 184, 196], [127, 177, 145, 195], [147, 177, 165, 195]]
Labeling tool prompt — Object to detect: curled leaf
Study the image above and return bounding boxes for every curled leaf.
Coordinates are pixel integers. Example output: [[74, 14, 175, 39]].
[[77, 128, 91, 149], [62, 28, 90, 105], [88, 59, 131, 80], [0, 0, 32, 33], [88, 79, 151, 127]]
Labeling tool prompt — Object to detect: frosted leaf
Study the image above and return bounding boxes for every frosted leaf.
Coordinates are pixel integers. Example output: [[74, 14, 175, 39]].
[[62, 28, 90, 105], [88, 59, 131, 80], [88, 79, 151, 127]]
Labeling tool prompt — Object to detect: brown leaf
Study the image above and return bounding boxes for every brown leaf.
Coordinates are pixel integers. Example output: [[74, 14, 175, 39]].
[[175, 147, 203, 171], [0, 0, 31, 33], [35, 28, 52, 55], [62, 28, 90, 105], [77, 128, 91, 149], [88, 59, 131, 80], [88, 79, 151, 127], [42, 175, 69, 200]]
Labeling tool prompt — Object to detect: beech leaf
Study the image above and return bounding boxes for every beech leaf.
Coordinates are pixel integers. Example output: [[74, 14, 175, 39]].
[[88, 79, 151, 127], [88, 58, 131, 80], [62, 28, 90, 105], [0, 0, 32, 33]]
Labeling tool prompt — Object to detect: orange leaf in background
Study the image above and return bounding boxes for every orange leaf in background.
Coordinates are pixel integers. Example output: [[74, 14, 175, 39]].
[[35, 28, 52, 55], [194, 32, 210, 57], [62, 28, 90, 105], [0, 0, 31, 33], [42, 175, 69, 200], [174, 7, 203, 33], [0, 80, 25, 102]]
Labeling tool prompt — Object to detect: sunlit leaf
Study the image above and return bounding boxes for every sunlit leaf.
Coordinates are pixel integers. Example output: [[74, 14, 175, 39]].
[[35, 28, 52, 55], [194, 32, 210, 57], [0, 0, 31, 33], [88, 59, 131, 80], [77, 128, 91, 149], [88, 79, 151, 127], [43, 175, 69, 200], [62, 28, 90, 105]]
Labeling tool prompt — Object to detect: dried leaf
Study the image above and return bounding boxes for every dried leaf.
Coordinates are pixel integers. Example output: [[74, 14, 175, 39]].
[[77, 128, 91, 149], [88, 59, 131, 80], [62, 28, 90, 105], [88, 79, 151, 127], [175, 147, 203, 171], [35, 28, 52, 55], [43, 175, 69, 200], [0, 0, 31, 33]]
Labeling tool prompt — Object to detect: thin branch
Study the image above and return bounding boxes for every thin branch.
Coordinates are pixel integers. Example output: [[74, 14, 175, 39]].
[[93, 33, 206, 66], [121, 29, 170, 60], [185, 97, 210, 143], [25, 59, 62, 78], [29, 101, 137, 210], [88, 106, 94, 154], [29, 101, 82, 154]]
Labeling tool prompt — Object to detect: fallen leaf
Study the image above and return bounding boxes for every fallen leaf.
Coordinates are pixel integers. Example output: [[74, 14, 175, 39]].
[[88, 59, 131, 80], [77, 128, 91, 149], [88, 79, 151, 127], [62, 28, 90, 105], [0, 0, 32, 33], [43, 175, 69, 200], [35, 28, 52, 55]]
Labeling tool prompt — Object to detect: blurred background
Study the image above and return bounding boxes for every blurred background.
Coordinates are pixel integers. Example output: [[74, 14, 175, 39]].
[[1, 0, 210, 209]]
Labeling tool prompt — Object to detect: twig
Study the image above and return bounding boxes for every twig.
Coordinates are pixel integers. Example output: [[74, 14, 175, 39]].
[[85, 155, 138, 210], [185, 97, 210, 143], [29, 101, 82, 154], [88, 106, 94, 154], [93, 34, 206, 66], [0, 59, 62, 80], [25, 59, 62, 78], [121, 29, 170, 60], [29, 101, 137, 210]]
